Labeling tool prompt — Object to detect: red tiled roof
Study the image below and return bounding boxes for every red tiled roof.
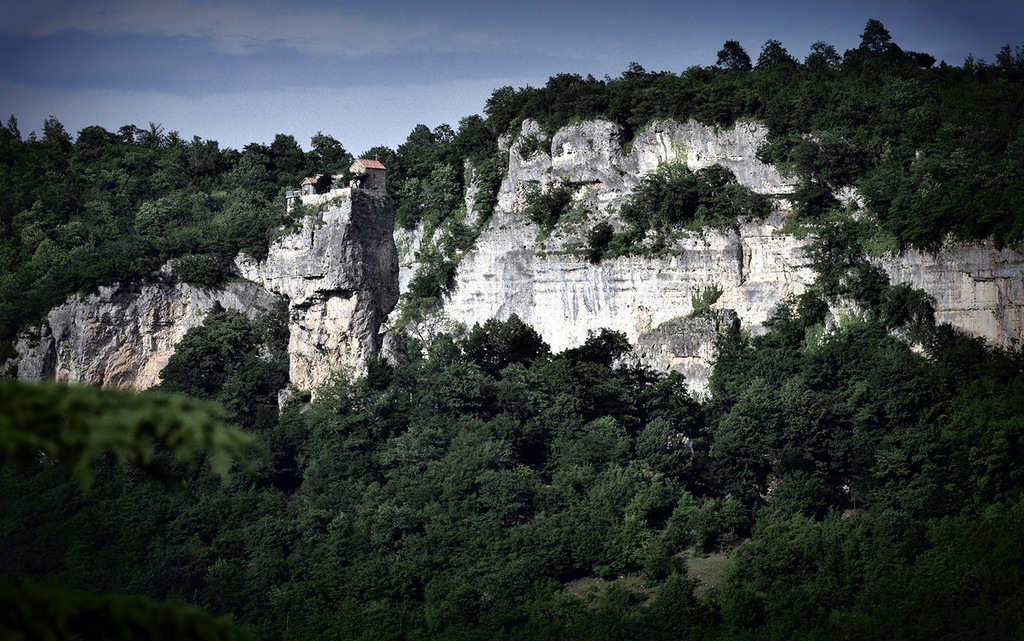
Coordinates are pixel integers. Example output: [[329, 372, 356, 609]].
[[356, 158, 386, 170], [301, 176, 318, 184]]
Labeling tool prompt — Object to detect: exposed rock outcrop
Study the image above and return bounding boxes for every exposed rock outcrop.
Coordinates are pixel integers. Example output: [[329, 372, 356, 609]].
[[15, 188, 400, 394], [430, 119, 807, 392], [443, 210, 814, 392], [237, 189, 400, 391], [11, 116, 1023, 396], [424, 118, 1024, 391], [877, 242, 1024, 347], [14, 280, 278, 388]]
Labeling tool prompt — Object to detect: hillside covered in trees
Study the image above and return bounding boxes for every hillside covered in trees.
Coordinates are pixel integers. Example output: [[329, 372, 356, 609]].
[[3, 20, 1024, 640]]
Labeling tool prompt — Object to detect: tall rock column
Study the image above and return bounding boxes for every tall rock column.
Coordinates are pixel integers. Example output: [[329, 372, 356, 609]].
[[237, 189, 400, 391]]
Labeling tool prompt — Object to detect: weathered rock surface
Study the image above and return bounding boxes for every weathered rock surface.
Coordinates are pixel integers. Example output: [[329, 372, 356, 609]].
[[237, 189, 400, 391], [443, 210, 814, 393], [12, 116, 1023, 395], [15, 188, 400, 394], [425, 118, 1024, 391], [14, 281, 278, 388], [431, 119, 807, 391], [877, 242, 1024, 347]]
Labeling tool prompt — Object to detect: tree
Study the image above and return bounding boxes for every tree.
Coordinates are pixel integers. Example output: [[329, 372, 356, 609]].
[[995, 44, 1024, 78], [5, 114, 21, 140], [717, 40, 752, 71], [757, 39, 797, 69], [309, 132, 353, 176], [483, 86, 520, 137], [859, 18, 893, 54], [805, 41, 841, 69], [158, 303, 288, 429], [462, 314, 550, 377], [0, 381, 263, 640], [1, 586, 252, 641], [564, 328, 631, 367], [267, 133, 309, 187], [0, 381, 263, 488]]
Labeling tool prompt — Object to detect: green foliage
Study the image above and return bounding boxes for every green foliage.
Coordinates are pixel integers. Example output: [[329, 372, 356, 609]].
[[5, 302, 1024, 638], [401, 246, 459, 320], [0, 381, 264, 489], [157, 302, 289, 431], [482, 22, 1024, 248], [386, 118, 505, 329], [463, 314, 550, 377], [689, 284, 724, 318], [4, 19, 1024, 641], [585, 220, 614, 263], [521, 182, 575, 232], [0, 382, 262, 640], [516, 132, 546, 160], [0, 585, 252, 641], [717, 40, 752, 72], [592, 163, 771, 259], [308, 131, 353, 176], [0, 120, 306, 351], [172, 253, 235, 286]]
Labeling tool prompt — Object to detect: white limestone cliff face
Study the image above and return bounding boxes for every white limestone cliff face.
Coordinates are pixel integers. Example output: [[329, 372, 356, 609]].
[[14, 280, 278, 388], [15, 188, 400, 394], [428, 118, 1024, 391], [877, 242, 1024, 347], [237, 189, 400, 391], [11, 117, 1022, 395], [431, 119, 806, 391], [444, 210, 813, 391]]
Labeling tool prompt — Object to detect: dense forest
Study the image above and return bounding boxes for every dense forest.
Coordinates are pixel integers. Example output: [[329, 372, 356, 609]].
[[3, 20, 1024, 640]]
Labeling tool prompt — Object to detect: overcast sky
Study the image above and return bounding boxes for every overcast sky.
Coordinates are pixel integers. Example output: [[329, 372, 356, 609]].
[[2, 0, 1021, 155]]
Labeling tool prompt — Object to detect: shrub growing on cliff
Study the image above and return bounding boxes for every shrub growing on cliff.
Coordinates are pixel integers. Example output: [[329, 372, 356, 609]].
[[586, 221, 615, 263], [158, 302, 289, 430], [690, 284, 725, 318], [521, 182, 575, 233], [589, 163, 772, 259], [172, 253, 235, 286]]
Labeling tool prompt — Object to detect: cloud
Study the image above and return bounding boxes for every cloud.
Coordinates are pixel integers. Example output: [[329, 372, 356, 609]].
[[0, 23, 572, 98], [2, 0, 527, 58]]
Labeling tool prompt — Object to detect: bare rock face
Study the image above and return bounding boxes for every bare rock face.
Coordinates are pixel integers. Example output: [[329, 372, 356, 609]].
[[15, 188, 400, 394], [877, 242, 1024, 348], [433, 118, 1024, 392], [445, 211, 814, 393], [633, 311, 739, 391], [237, 189, 400, 391], [14, 281, 278, 388], [439, 119, 808, 392]]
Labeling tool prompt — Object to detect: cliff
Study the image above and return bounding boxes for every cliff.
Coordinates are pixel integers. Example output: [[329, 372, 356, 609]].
[[15, 189, 400, 393], [12, 118, 1023, 394], [14, 278, 278, 388], [237, 189, 399, 390], [406, 118, 1024, 391]]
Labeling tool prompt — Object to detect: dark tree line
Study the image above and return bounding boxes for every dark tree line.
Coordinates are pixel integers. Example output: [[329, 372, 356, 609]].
[[3, 289, 1023, 639], [482, 20, 1024, 248]]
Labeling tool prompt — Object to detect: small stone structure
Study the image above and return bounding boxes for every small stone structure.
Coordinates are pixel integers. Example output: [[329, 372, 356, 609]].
[[349, 158, 387, 191], [300, 176, 320, 196]]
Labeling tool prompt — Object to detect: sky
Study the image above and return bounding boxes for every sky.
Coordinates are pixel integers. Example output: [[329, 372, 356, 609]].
[[1, 0, 1022, 155]]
